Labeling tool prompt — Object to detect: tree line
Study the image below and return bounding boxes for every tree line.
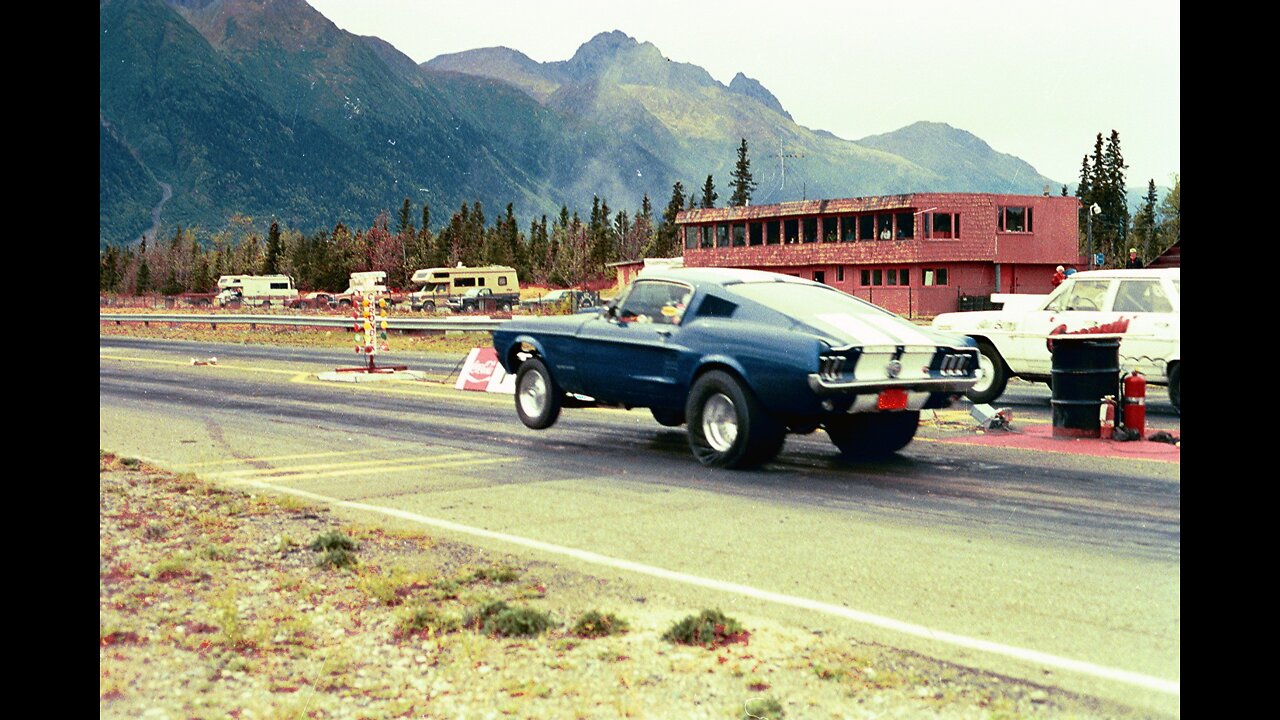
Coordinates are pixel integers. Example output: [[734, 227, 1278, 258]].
[[99, 138, 763, 296], [1071, 130, 1180, 267]]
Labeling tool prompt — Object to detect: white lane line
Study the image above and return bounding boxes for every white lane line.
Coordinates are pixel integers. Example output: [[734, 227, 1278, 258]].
[[237, 479, 1178, 697]]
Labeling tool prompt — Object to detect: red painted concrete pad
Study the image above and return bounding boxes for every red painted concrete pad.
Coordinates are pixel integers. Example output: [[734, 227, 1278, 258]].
[[933, 422, 1180, 462]]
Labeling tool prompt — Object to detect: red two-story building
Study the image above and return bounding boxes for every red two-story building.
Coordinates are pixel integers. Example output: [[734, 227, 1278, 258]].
[[676, 192, 1081, 318]]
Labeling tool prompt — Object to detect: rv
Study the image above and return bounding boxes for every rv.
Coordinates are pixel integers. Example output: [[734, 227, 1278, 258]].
[[409, 265, 520, 312], [215, 274, 299, 308], [332, 270, 403, 307]]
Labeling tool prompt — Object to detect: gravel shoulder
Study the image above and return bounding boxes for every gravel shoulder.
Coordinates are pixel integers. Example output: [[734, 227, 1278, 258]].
[[100, 452, 1162, 720]]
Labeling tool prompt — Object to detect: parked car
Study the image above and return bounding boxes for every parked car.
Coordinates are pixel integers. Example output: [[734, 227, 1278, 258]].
[[931, 267, 1179, 411], [447, 286, 519, 313], [286, 292, 337, 310], [519, 289, 599, 312], [493, 267, 980, 468]]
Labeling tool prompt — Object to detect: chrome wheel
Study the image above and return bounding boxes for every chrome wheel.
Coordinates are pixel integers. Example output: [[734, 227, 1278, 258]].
[[701, 393, 738, 452], [972, 352, 994, 394], [518, 370, 547, 418]]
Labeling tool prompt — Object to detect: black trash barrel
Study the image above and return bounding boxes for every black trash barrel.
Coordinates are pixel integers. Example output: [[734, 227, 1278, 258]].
[[1050, 336, 1121, 438]]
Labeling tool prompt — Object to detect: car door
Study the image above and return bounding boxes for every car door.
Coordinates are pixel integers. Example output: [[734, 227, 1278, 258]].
[[577, 280, 694, 406], [1110, 278, 1179, 379], [1013, 277, 1117, 375]]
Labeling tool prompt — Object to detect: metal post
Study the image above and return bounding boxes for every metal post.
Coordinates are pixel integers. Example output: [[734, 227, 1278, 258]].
[[1087, 211, 1093, 270]]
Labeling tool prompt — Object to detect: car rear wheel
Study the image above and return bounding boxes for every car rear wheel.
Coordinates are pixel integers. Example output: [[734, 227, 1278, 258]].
[[515, 358, 561, 430], [685, 371, 784, 469], [825, 411, 920, 459], [650, 407, 685, 427], [421, 301, 435, 312], [966, 340, 1009, 404]]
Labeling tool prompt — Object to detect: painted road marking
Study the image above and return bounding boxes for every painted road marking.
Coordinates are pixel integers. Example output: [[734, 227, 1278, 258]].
[[200, 453, 489, 480], [175, 449, 372, 469], [235, 478, 1178, 698], [216, 456, 511, 484]]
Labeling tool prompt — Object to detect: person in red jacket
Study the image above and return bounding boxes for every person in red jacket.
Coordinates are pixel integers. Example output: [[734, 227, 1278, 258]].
[[1051, 265, 1067, 287]]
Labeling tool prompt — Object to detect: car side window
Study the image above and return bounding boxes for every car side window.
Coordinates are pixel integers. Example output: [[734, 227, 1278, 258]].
[[1113, 280, 1172, 313], [617, 281, 693, 325], [1045, 279, 1111, 312]]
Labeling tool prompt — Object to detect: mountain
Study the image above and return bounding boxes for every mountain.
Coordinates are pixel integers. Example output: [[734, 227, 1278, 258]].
[[100, 1, 1063, 247]]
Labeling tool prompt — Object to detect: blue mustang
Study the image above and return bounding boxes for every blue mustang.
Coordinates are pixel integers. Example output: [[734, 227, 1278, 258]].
[[494, 267, 979, 468]]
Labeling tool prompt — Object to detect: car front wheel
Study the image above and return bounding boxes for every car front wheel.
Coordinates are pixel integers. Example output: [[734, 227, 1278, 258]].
[[685, 371, 784, 469], [515, 358, 562, 430], [966, 340, 1009, 404], [825, 411, 920, 459]]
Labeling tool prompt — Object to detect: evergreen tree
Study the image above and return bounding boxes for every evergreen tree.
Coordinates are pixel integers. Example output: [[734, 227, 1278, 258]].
[[136, 238, 152, 295], [1158, 174, 1180, 247], [527, 215, 550, 284], [263, 220, 283, 275], [1102, 130, 1130, 260], [397, 198, 414, 238], [1131, 180, 1160, 263], [652, 181, 687, 258], [729, 138, 757, 207], [100, 247, 122, 294], [700, 175, 717, 208]]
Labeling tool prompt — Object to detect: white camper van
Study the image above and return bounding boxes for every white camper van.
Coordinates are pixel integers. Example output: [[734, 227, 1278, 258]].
[[215, 274, 299, 308]]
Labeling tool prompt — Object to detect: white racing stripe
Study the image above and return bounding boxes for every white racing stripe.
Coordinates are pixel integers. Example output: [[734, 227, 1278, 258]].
[[239, 479, 1178, 697]]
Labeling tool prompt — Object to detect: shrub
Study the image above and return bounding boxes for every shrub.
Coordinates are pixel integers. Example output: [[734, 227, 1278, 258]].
[[397, 605, 460, 637], [570, 610, 629, 638], [310, 531, 358, 569], [662, 609, 749, 649], [464, 600, 554, 638], [742, 696, 785, 719]]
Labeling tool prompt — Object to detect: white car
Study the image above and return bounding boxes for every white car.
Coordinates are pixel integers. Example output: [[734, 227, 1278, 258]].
[[931, 268, 1179, 412]]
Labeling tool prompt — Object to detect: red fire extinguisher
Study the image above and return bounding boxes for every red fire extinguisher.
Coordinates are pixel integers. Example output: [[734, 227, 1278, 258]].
[[1121, 371, 1146, 438]]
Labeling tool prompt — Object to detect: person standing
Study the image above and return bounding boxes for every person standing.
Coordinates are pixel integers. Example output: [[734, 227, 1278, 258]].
[[1125, 248, 1143, 268], [1051, 265, 1067, 287]]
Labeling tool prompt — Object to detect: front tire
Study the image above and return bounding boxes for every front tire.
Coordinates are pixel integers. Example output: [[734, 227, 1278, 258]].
[[966, 340, 1009, 404], [685, 371, 784, 469], [825, 411, 920, 459], [515, 358, 562, 430]]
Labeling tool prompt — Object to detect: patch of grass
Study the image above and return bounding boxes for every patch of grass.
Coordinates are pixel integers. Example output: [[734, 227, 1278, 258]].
[[144, 556, 191, 581], [361, 566, 431, 606], [570, 610, 629, 638], [396, 605, 461, 638], [662, 608, 750, 649], [463, 600, 555, 638], [742, 695, 785, 719], [468, 563, 522, 584]]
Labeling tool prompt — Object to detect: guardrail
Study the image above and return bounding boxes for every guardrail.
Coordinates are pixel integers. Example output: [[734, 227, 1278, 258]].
[[100, 313, 506, 333]]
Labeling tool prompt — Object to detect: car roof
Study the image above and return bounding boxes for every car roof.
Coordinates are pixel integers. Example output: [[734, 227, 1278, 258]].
[[635, 266, 817, 287], [1066, 267, 1179, 280]]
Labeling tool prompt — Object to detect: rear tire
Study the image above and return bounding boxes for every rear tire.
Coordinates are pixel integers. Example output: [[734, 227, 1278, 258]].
[[825, 411, 920, 459], [966, 340, 1009, 404], [515, 358, 561, 430], [685, 371, 784, 469]]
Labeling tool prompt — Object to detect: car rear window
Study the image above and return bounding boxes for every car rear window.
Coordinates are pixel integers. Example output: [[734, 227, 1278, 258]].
[[727, 282, 896, 321]]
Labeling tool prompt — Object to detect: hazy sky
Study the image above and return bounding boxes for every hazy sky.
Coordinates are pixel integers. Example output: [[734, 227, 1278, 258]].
[[308, 0, 1179, 189]]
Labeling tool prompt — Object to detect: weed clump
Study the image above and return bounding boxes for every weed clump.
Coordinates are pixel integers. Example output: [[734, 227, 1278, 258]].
[[396, 605, 460, 638], [570, 610, 629, 638], [742, 695, 785, 719], [662, 608, 749, 649], [310, 531, 357, 569], [463, 600, 554, 638]]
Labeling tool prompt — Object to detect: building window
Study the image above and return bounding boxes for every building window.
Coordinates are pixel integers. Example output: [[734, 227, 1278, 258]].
[[784, 218, 799, 243], [922, 268, 950, 286], [823, 217, 838, 242], [861, 269, 870, 285], [700, 226, 713, 249], [999, 206, 1033, 232], [925, 212, 956, 239], [803, 217, 818, 243], [877, 214, 893, 240], [899, 269, 909, 285], [859, 215, 875, 240], [813, 270, 826, 285], [895, 212, 914, 239], [841, 215, 857, 242], [732, 224, 746, 247], [716, 224, 729, 248], [766, 220, 780, 244], [886, 270, 897, 286], [684, 226, 696, 249], [749, 222, 763, 246], [837, 265, 845, 282]]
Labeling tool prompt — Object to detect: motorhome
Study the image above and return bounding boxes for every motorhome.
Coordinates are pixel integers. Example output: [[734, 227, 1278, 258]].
[[215, 274, 299, 308], [409, 265, 520, 312]]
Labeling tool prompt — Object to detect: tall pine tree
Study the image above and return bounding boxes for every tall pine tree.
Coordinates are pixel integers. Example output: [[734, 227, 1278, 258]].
[[729, 138, 757, 207], [700, 175, 717, 209]]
